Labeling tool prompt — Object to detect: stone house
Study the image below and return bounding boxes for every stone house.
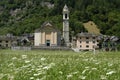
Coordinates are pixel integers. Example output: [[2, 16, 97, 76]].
[[19, 34, 34, 46], [0, 34, 18, 48], [74, 32, 99, 51]]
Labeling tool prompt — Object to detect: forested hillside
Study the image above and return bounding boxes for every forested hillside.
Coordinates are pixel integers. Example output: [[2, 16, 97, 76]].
[[0, 0, 120, 36]]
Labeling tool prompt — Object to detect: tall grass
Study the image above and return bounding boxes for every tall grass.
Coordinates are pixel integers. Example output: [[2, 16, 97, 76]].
[[0, 50, 120, 80]]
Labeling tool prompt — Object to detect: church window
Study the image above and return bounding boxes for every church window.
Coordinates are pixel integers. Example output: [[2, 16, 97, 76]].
[[65, 14, 67, 19]]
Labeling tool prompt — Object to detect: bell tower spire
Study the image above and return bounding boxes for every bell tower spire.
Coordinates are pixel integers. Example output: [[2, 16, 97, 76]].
[[63, 4, 70, 46]]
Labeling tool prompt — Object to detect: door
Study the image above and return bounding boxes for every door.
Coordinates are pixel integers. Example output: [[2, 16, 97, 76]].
[[46, 40, 50, 46]]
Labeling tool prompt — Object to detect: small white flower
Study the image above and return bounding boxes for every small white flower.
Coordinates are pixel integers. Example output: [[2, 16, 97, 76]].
[[92, 68, 97, 70], [12, 57, 17, 60], [85, 66, 90, 69], [82, 69, 89, 74], [41, 57, 46, 61], [8, 63, 14, 67], [79, 75, 86, 80], [100, 75, 107, 80], [33, 74, 39, 76], [108, 63, 113, 67], [106, 71, 116, 75], [95, 62, 100, 65], [30, 77, 34, 79], [72, 71, 79, 75], [67, 74, 73, 79], [49, 63, 55, 67], [59, 71, 63, 74], [25, 60, 30, 63], [43, 66, 50, 70], [36, 68, 41, 71], [22, 55, 27, 59]]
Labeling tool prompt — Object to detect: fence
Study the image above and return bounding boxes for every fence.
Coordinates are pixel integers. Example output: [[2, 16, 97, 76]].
[[11, 46, 31, 51], [32, 46, 71, 50]]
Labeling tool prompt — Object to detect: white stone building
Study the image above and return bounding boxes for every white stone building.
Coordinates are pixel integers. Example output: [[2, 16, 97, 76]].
[[34, 22, 61, 47]]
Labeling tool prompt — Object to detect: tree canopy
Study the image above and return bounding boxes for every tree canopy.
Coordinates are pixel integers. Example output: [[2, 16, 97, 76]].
[[0, 0, 120, 37]]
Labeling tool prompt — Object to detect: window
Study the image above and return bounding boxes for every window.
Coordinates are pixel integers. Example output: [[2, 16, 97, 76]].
[[86, 45, 89, 48], [65, 14, 67, 19], [79, 37, 81, 39], [80, 45, 82, 48], [0, 40, 2, 43], [6, 41, 8, 43], [93, 37, 95, 39], [97, 44, 99, 46], [86, 37, 89, 39], [6, 44, 8, 47], [80, 41, 82, 43], [86, 41, 89, 44], [73, 39, 76, 41], [93, 41, 95, 43]]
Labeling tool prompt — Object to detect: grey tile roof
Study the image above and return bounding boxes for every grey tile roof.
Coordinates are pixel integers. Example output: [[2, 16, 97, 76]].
[[35, 21, 60, 33], [76, 32, 97, 37], [0, 36, 18, 41]]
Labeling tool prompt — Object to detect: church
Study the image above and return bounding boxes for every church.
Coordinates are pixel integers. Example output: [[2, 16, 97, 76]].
[[34, 5, 70, 47]]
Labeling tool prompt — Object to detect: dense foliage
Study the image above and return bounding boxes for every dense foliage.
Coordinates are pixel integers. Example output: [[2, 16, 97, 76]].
[[0, 0, 120, 36]]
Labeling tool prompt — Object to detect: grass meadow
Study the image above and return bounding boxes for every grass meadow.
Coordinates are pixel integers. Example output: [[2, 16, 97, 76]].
[[0, 49, 120, 80]]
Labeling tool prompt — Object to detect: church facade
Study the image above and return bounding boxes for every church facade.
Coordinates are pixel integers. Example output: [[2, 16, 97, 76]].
[[34, 5, 70, 47], [34, 22, 61, 47]]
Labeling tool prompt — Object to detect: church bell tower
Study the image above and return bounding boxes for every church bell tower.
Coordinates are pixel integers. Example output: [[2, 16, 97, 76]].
[[63, 4, 69, 46]]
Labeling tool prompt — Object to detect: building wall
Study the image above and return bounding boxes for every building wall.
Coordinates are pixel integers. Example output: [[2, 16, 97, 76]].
[[76, 37, 98, 50], [54, 32, 57, 45], [0, 41, 10, 47], [41, 32, 45, 45], [34, 32, 58, 46], [0, 40, 17, 48], [34, 32, 41, 46], [45, 32, 51, 40]]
